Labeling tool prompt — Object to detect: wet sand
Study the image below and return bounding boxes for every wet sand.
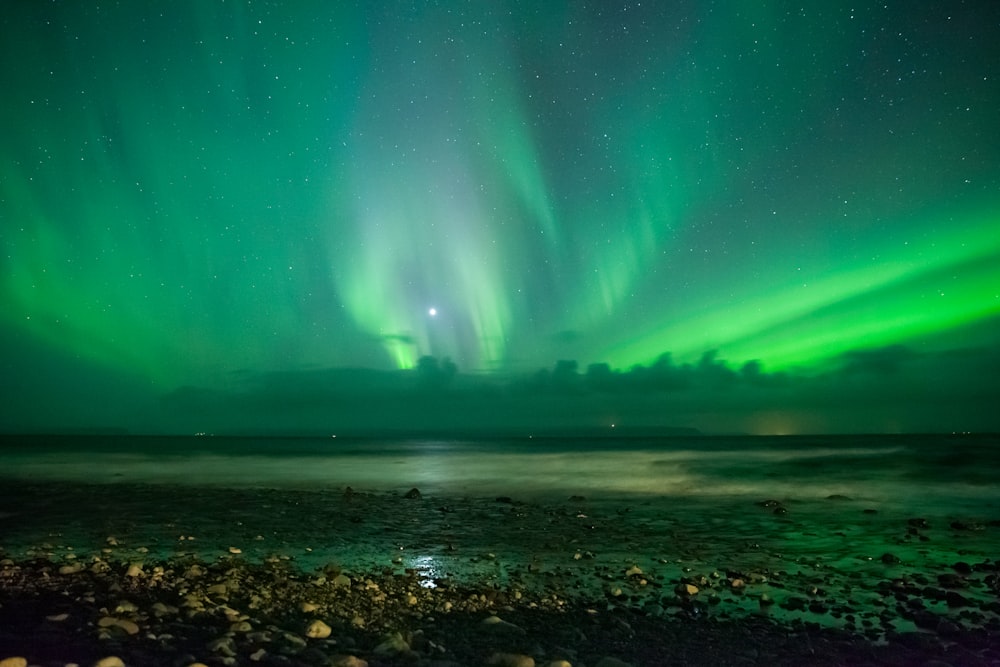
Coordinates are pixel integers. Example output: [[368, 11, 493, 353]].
[[1, 481, 999, 665]]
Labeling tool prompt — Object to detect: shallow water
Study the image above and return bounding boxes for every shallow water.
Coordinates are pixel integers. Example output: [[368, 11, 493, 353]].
[[2, 433, 999, 637]]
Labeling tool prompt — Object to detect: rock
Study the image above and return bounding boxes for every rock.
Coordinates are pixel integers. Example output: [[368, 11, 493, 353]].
[[937, 573, 966, 589], [305, 619, 332, 639], [880, 552, 900, 564], [46, 612, 69, 622], [59, 563, 84, 575], [952, 561, 973, 575], [125, 563, 143, 577], [249, 648, 267, 661], [330, 656, 368, 667], [332, 573, 352, 588], [404, 487, 422, 499], [676, 583, 699, 596], [115, 619, 140, 635], [93, 659, 126, 667], [487, 653, 535, 667], [480, 615, 526, 635], [300, 601, 319, 613], [206, 583, 229, 596], [208, 636, 238, 657], [0, 658, 28, 667], [624, 565, 643, 577], [374, 631, 410, 655]]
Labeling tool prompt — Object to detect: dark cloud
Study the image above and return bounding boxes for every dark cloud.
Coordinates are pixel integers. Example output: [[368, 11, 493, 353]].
[[148, 342, 1000, 436]]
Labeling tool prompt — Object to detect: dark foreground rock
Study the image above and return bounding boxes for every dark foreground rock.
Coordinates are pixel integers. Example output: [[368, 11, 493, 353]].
[[1, 557, 998, 667]]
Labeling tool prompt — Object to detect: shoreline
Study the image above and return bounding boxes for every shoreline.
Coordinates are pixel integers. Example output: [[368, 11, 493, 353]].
[[2, 553, 997, 667], [1, 479, 1000, 664]]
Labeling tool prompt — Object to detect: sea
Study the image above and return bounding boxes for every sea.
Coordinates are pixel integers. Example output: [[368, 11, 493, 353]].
[[2, 433, 999, 634]]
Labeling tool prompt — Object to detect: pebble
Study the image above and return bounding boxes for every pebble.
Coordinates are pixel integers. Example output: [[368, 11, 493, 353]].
[[0, 658, 28, 667], [374, 631, 410, 655], [93, 658, 126, 667], [487, 653, 535, 667], [329, 656, 368, 667], [594, 659, 633, 667], [305, 619, 332, 638]]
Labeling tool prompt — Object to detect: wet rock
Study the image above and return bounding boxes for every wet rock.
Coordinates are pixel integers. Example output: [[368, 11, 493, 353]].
[[404, 487, 422, 499], [374, 631, 410, 655], [93, 658, 126, 667], [937, 573, 966, 589], [330, 656, 368, 667], [881, 552, 901, 564], [907, 518, 930, 530], [487, 653, 535, 667], [305, 619, 332, 638], [952, 561, 973, 575], [945, 591, 970, 607], [0, 658, 28, 667], [481, 615, 526, 635], [594, 658, 634, 667], [675, 583, 699, 596]]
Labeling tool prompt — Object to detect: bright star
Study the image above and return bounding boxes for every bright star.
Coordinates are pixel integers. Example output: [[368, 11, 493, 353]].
[[428, 307, 437, 317]]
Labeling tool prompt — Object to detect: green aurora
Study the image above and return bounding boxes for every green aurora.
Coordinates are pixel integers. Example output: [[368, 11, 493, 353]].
[[1, 2, 999, 434]]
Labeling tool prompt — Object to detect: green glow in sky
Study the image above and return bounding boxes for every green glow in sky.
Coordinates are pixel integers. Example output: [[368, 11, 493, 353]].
[[1, 1, 999, 433]]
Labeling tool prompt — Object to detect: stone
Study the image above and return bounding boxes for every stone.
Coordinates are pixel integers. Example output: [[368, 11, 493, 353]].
[[115, 619, 140, 635], [676, 583, 699, 596], [93, 659, 126, 667], [208, 637, 237, 657], [332, 573, 352, 588], [305, 619, 332, 639], [0, 658, 28, 667], [374, 632, 410, 655], [329, 656, 368, 667], [404, 487, 422, 499], [487, 653, 535, 667], [125, 563, 143, 577], [545, 662, 573, 667]]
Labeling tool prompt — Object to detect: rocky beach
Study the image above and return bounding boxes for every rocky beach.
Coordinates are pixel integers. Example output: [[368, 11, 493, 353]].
[[2, 475, 1000, 667]]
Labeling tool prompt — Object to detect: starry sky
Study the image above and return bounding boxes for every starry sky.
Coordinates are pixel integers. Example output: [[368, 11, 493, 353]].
[[2, 1, 999, 435]]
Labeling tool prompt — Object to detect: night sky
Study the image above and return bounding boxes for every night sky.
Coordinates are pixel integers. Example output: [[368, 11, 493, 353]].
[[2, 2, 999, 435]]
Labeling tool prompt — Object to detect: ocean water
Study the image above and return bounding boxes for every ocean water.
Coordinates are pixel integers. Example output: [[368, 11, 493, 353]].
[[2, 433, 997, 508], [2, 433, 999, 634]]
